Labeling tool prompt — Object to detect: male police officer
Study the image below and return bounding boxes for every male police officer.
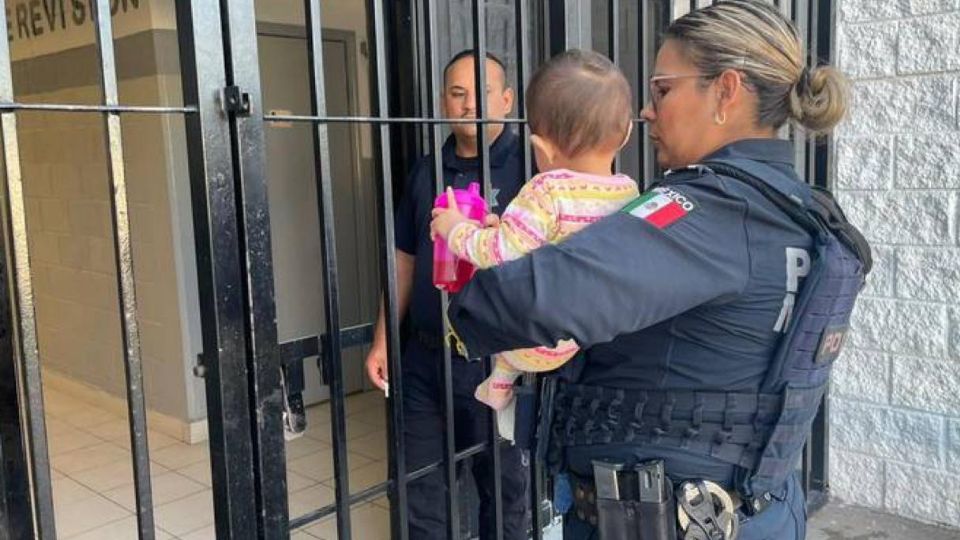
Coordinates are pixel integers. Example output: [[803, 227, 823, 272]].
[[365, 50, 529, 540]]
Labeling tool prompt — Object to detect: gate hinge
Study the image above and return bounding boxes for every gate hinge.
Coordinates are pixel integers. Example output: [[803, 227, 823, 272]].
[[221, 85, 251, 116]]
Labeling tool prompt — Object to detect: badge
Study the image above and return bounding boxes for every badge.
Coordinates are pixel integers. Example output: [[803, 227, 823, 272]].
[[623, 187, 696, 228]]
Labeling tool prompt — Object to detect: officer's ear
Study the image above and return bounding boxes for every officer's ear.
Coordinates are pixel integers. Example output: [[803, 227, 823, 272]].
[[501, 86, 515, 116], [531, 134, 557, 165], [714, 69, 743, 118]]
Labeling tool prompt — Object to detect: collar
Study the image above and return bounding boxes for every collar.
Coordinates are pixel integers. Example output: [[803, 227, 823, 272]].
[[442, 128, 519, 173], [699, 138, 795, 166]]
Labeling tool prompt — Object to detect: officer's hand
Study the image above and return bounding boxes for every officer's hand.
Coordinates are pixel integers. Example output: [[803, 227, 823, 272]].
[[364, 343, 389, 392], [482, 213, 500, 228]]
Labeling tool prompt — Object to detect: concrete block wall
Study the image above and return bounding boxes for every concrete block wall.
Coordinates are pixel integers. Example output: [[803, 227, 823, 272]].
[[832, 0, 960, 528]]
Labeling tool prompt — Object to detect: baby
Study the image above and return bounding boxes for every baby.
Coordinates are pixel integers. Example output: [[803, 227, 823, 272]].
[[431, 49, 639, 411]]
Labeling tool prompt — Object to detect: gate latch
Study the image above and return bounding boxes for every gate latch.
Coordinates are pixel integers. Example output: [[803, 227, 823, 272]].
[[221, 85, 251, 116]]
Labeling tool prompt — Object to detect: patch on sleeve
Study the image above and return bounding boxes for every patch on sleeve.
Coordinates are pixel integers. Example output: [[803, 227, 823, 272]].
[[622, 187, 696, 229]]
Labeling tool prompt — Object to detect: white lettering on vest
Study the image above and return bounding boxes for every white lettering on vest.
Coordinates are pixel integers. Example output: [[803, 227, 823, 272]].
[[773, 247, 811, 332]]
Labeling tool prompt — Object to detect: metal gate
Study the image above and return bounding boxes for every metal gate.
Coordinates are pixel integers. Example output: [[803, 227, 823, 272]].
[[0, 1, 835, 538]]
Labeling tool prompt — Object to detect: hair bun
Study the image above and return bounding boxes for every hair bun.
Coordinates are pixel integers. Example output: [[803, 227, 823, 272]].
[[789, 65, 849, 133]]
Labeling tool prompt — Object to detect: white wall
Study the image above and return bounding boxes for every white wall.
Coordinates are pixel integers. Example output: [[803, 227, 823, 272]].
[[832, 0, 960, 528]]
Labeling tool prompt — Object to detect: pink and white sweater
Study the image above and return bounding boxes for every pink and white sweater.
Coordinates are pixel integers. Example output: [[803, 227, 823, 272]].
[[447, 169, 639, 372]]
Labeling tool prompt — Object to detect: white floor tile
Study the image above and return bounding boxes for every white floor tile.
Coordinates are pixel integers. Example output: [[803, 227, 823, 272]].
[[287, 484, 336, 519], [153, 489, 215, 536], [287, 469, 319, 494], [321, 459, 387, 494], [287, 448, 372, 482], [307, 418, 382, 445], [47, 426, 103, 457], [51, 441, 129, 475], [101, 471, 207, 512], [179, 524, 216, 540], [70, 459, 169, 493], [291, 530, 322, 539], [346, 429, 387, 461], [60, 405, 121, 429], [53, 493, 130, 538], [66, 516, 175, 540], [52, 477, 98, 506], [345, 407, 386, 429], [285, 434, 330, 461], [305, 403, 332, 426], [177, 460, 212, 487], [303, 503, 390, 540], [151, 442, 209, 470]]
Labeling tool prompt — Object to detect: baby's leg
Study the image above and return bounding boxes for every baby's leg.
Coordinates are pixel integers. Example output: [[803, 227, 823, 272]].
[[475, 355, 521, 410]]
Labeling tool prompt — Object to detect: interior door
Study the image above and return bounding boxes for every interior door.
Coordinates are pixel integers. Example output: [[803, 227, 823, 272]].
[[258, 30, 375, 404]]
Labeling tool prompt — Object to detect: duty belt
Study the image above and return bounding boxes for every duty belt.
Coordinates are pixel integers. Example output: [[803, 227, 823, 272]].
[[550, 382, 782, 470]]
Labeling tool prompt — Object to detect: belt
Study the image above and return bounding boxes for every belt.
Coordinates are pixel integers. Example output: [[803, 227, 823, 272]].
[[568, 472, 769, 527], [551, 382, 781, 470]]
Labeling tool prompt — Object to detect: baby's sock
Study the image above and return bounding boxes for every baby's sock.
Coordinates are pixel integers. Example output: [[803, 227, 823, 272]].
[[475, 360, 519, 411]]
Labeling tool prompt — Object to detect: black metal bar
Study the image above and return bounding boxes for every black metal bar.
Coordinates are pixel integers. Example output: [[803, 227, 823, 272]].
[[302, 2, 353, 538], [420, 0, 461, 537], [0, 166, 34, 540], [290, 438, 495, 530], [471, 3, 505, 539], [90, 2, 156, 537], [515, 3, 545, 539], [0, 103, 196, 114], [0, 4, 55, 538], [367, 0, 409, 537], [289, 480, 395, 530], [278, 324, 376, 368], [639, 1, 659, 186], [219, 1, 288, 537], [265, 114, 529, 125], [264, 114, 648, 126], [610, 0, 621, 173], [175, 2, 261, 538]]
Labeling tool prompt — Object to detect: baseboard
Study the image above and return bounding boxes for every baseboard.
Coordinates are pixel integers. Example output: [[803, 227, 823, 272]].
[[42, 369, 208, 444]]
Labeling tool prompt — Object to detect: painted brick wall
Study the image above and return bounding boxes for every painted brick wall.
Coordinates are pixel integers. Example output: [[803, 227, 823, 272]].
[[832, 0, 960, 528]]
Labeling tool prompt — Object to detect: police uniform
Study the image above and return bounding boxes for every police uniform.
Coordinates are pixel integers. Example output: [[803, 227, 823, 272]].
[[395, 129, 529, 540], [448, 139, 868, 540]]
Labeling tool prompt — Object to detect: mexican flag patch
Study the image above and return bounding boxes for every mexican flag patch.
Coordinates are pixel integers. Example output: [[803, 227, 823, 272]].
[[622, 187, 696, 229]]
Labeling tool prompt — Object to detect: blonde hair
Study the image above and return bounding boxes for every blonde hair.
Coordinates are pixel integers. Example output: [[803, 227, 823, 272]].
[[526, 49, 633, 157], [666, 0, 848, 133]]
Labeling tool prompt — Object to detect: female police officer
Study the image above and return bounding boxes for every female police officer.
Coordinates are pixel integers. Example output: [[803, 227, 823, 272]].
[[447, 1, 868, 539]]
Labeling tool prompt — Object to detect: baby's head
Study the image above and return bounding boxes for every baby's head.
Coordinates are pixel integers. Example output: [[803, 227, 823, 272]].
[[526, 49, 633, 172]]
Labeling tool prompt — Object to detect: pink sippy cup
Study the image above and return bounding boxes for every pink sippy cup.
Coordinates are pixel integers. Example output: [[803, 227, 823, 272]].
[[433, 182, 488, 293]]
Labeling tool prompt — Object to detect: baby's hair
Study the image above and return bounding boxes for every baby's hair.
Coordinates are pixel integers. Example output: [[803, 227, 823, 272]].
[[526, 49, 633, 158]]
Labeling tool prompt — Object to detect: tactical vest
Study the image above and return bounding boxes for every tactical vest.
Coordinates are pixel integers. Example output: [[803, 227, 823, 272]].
[[546, 157, 871, 506]]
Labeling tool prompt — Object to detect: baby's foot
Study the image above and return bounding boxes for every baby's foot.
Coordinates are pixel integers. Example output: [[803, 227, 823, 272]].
[[475, 378, 515, 411]]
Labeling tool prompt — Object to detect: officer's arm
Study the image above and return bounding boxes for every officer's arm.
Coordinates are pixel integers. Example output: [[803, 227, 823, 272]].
[[448, 184, 750, 356]]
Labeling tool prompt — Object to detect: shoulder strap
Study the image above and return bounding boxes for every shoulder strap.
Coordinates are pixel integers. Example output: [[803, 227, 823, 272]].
[[702, 160, 823, 237], [703, 159, 872, 275]]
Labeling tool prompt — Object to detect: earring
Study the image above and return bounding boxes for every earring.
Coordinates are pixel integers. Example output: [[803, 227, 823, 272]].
[[714, 111, 727, 125]]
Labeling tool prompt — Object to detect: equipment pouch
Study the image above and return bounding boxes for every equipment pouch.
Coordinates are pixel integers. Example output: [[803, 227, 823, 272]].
[[596, 499, 642, 540]]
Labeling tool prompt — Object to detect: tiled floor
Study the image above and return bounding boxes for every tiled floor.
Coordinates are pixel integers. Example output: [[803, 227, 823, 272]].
[[43, 384, 391, 539]]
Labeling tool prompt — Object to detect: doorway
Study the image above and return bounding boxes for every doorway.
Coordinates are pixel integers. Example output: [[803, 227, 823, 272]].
[[258, 26, 378, 404]]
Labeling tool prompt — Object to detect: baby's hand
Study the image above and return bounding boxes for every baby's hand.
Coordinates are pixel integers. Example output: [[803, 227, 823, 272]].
[[430, 187, 469, 240]]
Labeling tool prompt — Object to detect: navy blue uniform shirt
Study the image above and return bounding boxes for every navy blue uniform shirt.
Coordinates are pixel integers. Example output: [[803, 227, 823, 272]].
[[395, 129, 526, 340], [448, 139, 814, 484]]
